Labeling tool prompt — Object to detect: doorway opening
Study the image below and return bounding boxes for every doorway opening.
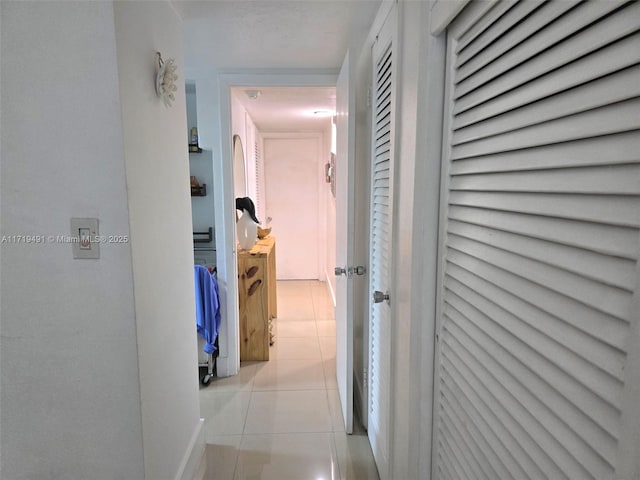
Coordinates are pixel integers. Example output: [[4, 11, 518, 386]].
[[230, 85, 337, 292]]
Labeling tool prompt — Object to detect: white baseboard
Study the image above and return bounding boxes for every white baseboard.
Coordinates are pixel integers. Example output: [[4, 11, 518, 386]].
[[174, 418, 205, 480]]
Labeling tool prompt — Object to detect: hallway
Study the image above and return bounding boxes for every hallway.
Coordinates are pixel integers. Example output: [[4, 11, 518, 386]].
[[199, 280, 379, 479]]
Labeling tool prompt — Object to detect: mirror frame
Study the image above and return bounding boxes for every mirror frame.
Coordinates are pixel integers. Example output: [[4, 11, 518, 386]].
[[232, 134, 247, 199]]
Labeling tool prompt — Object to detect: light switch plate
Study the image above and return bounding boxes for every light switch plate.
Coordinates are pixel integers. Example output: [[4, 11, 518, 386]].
[[70, 218, 100, 259]]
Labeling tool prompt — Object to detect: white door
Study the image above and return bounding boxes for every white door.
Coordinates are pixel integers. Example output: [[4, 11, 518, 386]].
[[432, 1, 640, 479], [264, 135, 320, 279], [335, 51, 356, 434], [368, 8, 396, 480]]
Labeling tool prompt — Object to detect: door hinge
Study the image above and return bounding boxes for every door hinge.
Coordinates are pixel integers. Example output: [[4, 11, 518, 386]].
[[363, 367, 368, 387], [367, 85, 372, 107]]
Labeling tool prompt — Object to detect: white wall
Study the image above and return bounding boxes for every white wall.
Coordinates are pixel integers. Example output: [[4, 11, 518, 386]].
[[113, 2, 203, 479], [0, 2, 145, 478], [325, 134, 337, 300], [190, 71, 241, 378]]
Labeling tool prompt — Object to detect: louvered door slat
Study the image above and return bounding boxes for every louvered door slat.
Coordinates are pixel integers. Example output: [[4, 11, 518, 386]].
[[455, 0, 572, 75], [450, 165, 640, 194], [440, 385, 514, 480], [442, 326, 585, 479], [441, 361, 545, 480], [446, 249, 629, 351], [448, 220, 637, 292], [450, 191, 640, 229], [455, 0, 517, 55], [452, 98, 640, 157], [448, 235, 631, 320], [445, 259, 626, 380], [450, 132, 640, 174], [454, 1, 634, 98], [440, 417, 481, 480], [454, 65, 640, 143], [455, 32, 640, 118], [445, 276, 623, 419], [449, 206, 639, 258], [433, 1, 640, 478], [441, 341, 567, 480]]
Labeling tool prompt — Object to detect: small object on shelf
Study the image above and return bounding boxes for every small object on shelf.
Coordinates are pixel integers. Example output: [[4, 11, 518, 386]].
[[190, 176, 206, 196], [191, 184, 206, 196], [257, 226, 271, 239], [189, 127, 202, 152]]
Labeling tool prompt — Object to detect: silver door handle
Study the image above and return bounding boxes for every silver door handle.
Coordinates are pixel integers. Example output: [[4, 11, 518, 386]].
[[351, 266, 366, 276], [335, 266, 347, 276], [373, 290, 390, 304]]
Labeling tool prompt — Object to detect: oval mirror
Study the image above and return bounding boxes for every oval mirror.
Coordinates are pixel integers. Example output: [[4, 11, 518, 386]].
[[233, 135, 247, 199]]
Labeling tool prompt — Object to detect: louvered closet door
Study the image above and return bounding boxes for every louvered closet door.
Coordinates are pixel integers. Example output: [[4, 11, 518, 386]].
[[433, 1, 640, 479], [368, 8, 396, 480]]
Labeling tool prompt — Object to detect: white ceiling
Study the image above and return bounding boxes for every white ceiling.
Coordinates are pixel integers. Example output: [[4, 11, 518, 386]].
[[175, 0, 381, 131], [231, 86, 336, 131]]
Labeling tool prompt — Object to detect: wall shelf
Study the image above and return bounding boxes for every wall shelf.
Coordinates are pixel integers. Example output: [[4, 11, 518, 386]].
[[193, 227, 213, 243]]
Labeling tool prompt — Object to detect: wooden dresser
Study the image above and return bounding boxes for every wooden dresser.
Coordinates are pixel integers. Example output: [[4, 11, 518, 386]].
[[238, 236, 277, 361]]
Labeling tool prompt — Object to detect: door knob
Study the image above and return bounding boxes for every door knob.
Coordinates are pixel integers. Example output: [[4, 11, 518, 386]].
[[373, 290, 390, 304], [334, 266, 347, 276], [351, 266, 366, 276]]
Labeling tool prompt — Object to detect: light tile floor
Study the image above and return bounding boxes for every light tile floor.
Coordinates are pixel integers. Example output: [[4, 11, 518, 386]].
[[200, 280, 380, 480]]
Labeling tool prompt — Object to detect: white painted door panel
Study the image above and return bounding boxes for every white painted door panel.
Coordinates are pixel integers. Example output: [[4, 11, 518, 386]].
[[335, 51, 355, 434], [432, 1, 640, 479], [264, 136, 319, 279]]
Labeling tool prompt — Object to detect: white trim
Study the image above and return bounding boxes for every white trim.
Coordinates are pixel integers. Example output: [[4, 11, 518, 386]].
[[215, 71, 338, 376], [430, 0, 472, 35], [367, 0, 396, 47], [408, 5, 449, 480], [616, 240, 640, 478], [431, 27, 457, 480], [174, 418, 205, 480], [216, 75, 241, 378]]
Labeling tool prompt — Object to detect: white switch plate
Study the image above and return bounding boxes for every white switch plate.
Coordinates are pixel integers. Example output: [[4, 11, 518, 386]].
[[70, 218, 100, 259]]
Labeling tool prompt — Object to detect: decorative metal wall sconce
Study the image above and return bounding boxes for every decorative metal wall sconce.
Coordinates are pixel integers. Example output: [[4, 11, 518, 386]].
[[155, 52, 178, 107]]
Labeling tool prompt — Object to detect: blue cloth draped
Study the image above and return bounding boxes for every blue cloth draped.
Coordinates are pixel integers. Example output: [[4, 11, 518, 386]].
[[194, 265, 221, 354]]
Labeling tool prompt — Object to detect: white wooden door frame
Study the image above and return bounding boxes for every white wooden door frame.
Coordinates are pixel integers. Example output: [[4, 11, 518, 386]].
[[215, 72, 337, 377]]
